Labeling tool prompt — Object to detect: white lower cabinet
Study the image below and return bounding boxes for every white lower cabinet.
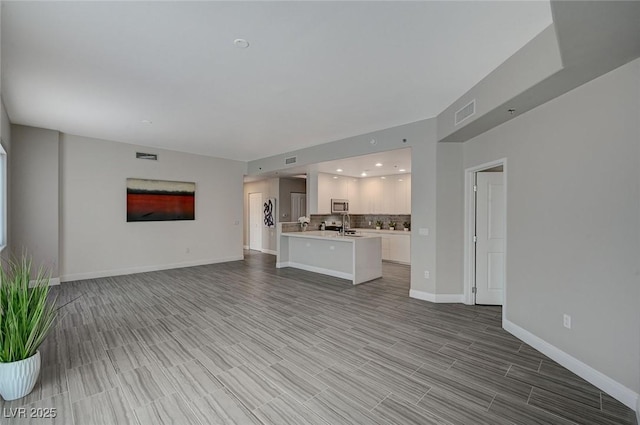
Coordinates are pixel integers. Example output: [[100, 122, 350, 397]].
[[359, 231, 410, 264]]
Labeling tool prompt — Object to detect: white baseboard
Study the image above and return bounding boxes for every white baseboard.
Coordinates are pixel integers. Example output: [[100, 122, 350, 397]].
[[409, 289, 464, 303], [277, 261, 352, 281], [504, 319, 639, 410], [29, 277, 60, 287], [60, 256, 244, 282], [260, 249, 277, 255]]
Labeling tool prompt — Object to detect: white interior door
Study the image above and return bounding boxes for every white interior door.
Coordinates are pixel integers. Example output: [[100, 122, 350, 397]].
[[291, 192, 306, 221], [475, 172, 505, 305], [249, 192, 262, 251]]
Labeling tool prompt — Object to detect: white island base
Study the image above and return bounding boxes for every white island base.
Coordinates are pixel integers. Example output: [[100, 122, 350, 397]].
[[277, 231, 382, 285]]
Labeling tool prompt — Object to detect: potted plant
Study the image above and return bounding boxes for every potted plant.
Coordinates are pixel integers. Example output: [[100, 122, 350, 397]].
[[0, 256, 57, 401], [403, 221, 411, 231], [375, 220, 383, 230], [298, 216, 310, 231], [388, 221, 396, 231]]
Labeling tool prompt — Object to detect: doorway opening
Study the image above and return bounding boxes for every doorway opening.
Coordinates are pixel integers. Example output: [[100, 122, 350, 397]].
[[464, 159, 507, 315], [248, 192, 263, 251], [290, 192, 307, 222]]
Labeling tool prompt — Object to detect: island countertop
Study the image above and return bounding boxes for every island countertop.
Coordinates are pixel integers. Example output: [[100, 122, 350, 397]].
[[281, 230, 381, 241], [277, 230, 382, 285]]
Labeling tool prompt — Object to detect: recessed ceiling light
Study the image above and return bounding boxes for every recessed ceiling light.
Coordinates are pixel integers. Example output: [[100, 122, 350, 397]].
[[333, 176, 338, 179], [336, 168, 343, 172], [381, 176, 386, 179], [399, 169, 406, 172], [141, 119, 152, 124], [361, 172, 367, 177], [233, 38, 250, 48], [375, 163, 383, 167], [398, 179, 404, 182]]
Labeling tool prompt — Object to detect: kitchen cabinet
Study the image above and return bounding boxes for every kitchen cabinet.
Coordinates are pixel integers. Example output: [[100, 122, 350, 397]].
[[316, 172, 411, 215], [358, 230, 410, 264], [317, 173, 348, 214], [388, 233, 411, 263]]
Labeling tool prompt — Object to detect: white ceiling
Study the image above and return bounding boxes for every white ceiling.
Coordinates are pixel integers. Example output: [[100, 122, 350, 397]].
[[315, 148, 412, 178], [2, 1, 552, 162]]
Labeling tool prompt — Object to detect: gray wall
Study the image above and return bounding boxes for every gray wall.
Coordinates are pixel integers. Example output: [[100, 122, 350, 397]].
[[455, 58, 640, 392], [435, 142, 464, 295], [59, 133, 245, 280], [9, 126, 245, 281], [278, 177, 306, 221], [10, 125, 60, 277]]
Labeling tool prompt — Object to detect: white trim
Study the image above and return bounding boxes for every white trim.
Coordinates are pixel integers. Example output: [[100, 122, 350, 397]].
[[277, 261, 352, 281], [243, 245, 249, 250], [60, 256, 243, 282], [29, 277, 60, 287], [409, 289, 464, 303], [260, 249, 277, 255], [463, 158, 507, 316], [504, 319, 639, 410]]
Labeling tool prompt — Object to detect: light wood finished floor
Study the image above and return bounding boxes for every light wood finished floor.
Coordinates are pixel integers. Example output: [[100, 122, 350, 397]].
[[1, 251, 635, 424]]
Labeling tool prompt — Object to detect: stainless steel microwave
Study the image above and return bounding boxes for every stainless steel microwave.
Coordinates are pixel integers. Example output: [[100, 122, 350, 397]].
[[331, 199, 349, 214]]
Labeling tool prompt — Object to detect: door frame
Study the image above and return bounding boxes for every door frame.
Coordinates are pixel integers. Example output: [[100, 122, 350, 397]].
[[463, 158, 508, 316]]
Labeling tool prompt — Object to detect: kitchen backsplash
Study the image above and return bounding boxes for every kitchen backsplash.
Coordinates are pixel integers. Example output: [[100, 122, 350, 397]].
[[309, 214, 411, 230]]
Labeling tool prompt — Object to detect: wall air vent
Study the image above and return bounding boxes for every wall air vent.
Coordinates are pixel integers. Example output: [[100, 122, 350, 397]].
[[285, 156, 297, 165], [455, 99, 476, 125], [136, 152, 158, 160]]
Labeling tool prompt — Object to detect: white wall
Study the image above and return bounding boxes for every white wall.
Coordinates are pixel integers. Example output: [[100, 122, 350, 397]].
[[457, 59, 640, 394], [243, 178, 279, 253], [10, 125, 59, 278], [60, 133, 245, 280]]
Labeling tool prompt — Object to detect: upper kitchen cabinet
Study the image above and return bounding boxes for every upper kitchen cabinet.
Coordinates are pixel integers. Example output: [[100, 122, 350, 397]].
[[317, 173, 352, 214], [317, 172, 411, 214]]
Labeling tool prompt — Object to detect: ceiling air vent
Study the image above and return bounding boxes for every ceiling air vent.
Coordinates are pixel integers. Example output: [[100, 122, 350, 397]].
[[136, 152, 158, 160], [455, 99, 476, 125], [285, 156, 297, 165]]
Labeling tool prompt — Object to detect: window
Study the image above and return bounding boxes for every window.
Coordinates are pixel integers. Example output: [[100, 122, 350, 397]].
[[0, 143, 6, 250]]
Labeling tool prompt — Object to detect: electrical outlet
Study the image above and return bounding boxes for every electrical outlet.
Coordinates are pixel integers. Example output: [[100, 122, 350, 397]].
[[563, 314, 571, 329], [424, 270, 430, 279]]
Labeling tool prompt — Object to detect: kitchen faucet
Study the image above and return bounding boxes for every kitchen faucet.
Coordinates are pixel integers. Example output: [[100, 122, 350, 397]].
[[340, 213, 351, 236]]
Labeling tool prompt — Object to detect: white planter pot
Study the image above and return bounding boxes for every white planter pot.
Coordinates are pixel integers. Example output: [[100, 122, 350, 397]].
[[376, 227, 381, 230], [389, 227, 395, 231], [0, 351, 41, 401]]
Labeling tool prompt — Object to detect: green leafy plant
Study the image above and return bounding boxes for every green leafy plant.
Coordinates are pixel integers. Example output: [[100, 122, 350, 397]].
[[388, 221, 397, 228], [0, 256, 57, 363], [375, 220, 383, 228], [403, 221, 411, 229]]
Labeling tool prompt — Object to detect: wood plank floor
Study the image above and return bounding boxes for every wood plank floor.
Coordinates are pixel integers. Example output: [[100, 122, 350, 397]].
[[1, 251, 635, 424]]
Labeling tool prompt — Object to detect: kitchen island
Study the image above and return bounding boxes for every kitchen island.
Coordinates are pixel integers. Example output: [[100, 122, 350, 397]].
[[277, 230, 382, 285]]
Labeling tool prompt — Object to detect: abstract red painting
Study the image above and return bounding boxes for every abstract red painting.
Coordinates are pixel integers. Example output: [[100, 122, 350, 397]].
[[127, 178, 195, 222]]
